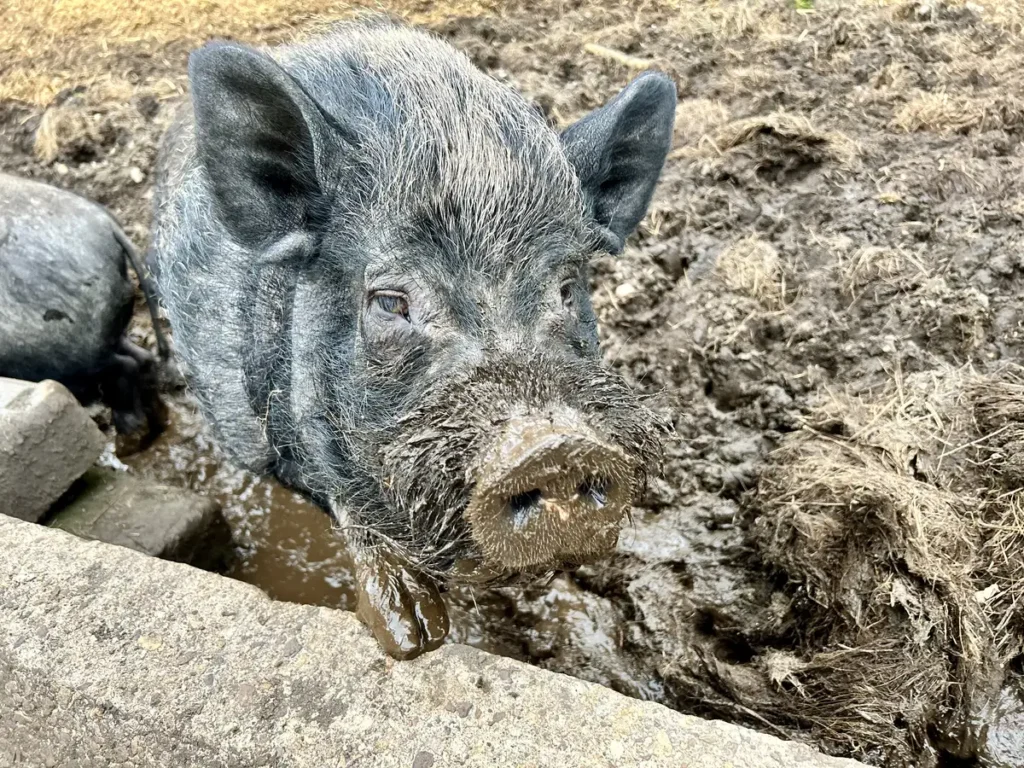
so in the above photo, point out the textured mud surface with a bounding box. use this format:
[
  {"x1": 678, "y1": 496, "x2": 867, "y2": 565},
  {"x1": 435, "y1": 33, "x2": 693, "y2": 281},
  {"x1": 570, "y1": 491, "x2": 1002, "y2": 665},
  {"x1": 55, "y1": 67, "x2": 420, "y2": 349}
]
[{"x1": 5, "y1": 2, "x2": 1024, "y2": 766}]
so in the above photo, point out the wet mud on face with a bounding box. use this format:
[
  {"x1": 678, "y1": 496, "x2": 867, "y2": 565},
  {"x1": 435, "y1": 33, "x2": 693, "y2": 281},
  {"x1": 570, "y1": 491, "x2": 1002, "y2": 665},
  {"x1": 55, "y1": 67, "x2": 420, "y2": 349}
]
[
  {"x1": 120, "y1": 392, "x2": 677, "y2": 700},
  {"x1": 6, "y1": 1, "x2": 1024, "y2": 766}
]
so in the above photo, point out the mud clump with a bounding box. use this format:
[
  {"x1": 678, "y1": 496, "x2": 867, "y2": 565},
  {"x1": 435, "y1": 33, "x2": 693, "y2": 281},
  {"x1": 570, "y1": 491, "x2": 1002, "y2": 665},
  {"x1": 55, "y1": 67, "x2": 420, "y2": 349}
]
[
  {"x1": 678, "y1": 112, "x2": 859, "y2": 184},
  {"x1": 746, "y1": 367, "x2": 1024, "y2": 766}
]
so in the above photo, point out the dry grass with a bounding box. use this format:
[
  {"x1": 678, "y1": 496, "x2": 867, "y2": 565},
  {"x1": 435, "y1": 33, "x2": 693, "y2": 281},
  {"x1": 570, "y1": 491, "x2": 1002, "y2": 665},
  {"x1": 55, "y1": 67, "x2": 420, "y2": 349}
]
[
  {"x1": 672, "y1": 98, "x2": 731, "y2": 147},
  {"x1": 884, "y1": 0, "x2": 1024, "y2": 29},
  {"x1": 670, "y1": 0, "x2": 786, "y2": 43},
  {"x1": 894, "y1": 92, "x2": 988, "y2": 134},
  {"x1": 0, "y1": 0, "x2": 499, "y2": 103},
  {"x1": 840, "y1": 245, "x2": 927, "y2": 295},
  {"x1": 930, "y1": 28, "x2": 1024, "y2": 84},
  {"x1": 894, "y1": 90, "x2": 1024, "y2": 135},
  {"x1": 716, "y1": 236, "x2": 785, "y2": 309},
  {"x1": 964, "y1": 0, "x2": 1024, "y2": 32},
  {"x1": 5, "y1": 0, "x2": 1019, "y2": 105},
  {"x1": 30, "y1": 76, "x2": 166, "y2": 164},
  {"x1": 582, "y1": 43, "x2": 657, "y2": 71},
  {"x1": 5, "y1": 0, "x2": 974, "y2": 105},
  {"x1": 871, "y1": 61, "x2": 919, "y2": 92},
  {"x1": 33, "y1": 107, "x2": 101, "y2": 166},
  {"x1": 725, "y1": 66, "x2": 781, "y2": 91}
]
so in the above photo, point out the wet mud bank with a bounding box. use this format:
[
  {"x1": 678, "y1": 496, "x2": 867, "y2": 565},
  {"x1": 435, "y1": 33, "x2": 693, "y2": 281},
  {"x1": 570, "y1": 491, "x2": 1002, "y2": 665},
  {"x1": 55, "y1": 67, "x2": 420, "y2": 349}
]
[{"x1": 5, "y1": 1, "x2": 1024, "y2": 766}]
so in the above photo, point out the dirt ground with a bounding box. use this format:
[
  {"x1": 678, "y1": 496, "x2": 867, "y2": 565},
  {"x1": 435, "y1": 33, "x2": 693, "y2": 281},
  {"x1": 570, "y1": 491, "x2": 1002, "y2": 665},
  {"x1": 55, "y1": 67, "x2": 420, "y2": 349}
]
[{"x1": 6, "y1": 0, "x2": 1024, "y2": 765}]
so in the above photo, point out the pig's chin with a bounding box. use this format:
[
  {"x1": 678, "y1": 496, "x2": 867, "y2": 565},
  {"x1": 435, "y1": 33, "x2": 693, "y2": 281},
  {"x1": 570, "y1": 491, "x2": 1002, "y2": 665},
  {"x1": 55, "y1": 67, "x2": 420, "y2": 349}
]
[{"x1": 448, "y1": 547, "x2": 622, "y2": 587}]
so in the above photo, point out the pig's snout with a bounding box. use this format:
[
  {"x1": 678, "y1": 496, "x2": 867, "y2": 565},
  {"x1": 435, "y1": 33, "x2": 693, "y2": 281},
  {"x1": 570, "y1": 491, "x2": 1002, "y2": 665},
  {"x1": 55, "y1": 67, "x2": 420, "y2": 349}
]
[{"x1": 466, "y1": 413, "x2": 636, "y2": 570}]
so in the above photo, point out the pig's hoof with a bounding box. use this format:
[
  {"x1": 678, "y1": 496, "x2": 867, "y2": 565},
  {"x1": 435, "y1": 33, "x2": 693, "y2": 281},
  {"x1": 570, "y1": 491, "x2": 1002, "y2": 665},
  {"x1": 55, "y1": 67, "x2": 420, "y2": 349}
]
[{"x1": 355, "y1": 552, "x2": 449, "y2": 660}]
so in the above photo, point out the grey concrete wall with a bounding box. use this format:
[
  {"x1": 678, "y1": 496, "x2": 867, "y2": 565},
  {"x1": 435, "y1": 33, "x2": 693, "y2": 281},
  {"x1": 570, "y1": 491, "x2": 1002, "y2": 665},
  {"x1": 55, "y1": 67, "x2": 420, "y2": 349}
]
[{"x1": 0, "y1": 516, "x2": 868, "y2": 768}]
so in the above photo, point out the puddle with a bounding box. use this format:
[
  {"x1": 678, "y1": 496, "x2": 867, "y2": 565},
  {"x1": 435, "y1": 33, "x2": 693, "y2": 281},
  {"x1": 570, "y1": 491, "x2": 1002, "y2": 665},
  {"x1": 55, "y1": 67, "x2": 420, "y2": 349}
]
[{"x1": 124, "y1": 396, "x2": 357, "y2": 610}]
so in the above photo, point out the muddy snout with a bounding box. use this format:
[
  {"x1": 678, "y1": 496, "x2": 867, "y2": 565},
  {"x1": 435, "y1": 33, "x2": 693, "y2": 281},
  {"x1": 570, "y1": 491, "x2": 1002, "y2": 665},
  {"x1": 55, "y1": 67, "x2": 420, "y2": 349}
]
[{"x1": 466, "y1": 412, "x2": 637, "y2": 570}]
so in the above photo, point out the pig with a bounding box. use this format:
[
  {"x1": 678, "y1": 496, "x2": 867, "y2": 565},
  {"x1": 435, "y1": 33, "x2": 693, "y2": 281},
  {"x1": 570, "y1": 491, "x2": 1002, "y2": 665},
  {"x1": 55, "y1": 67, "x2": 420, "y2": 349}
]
[
  {"x1": 0, "y1": 172, "x2": 170, "y2": 438},
  {"x1": 149, "y1": 16, "x2": 675, "y2": 659}
]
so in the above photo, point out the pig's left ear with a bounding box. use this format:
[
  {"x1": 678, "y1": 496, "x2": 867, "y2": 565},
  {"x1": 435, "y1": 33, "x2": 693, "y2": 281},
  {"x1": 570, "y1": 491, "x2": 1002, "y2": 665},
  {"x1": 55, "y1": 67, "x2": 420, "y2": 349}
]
[{"x1": 561, "y1": 72, "x2": 676, "y2": 254}]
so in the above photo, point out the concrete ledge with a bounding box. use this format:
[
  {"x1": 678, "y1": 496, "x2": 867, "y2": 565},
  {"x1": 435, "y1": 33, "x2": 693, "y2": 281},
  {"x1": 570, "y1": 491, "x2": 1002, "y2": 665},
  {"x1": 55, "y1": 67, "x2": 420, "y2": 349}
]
[{"x1": 0, "y1": 516, "x2": 868, "y2": 768}]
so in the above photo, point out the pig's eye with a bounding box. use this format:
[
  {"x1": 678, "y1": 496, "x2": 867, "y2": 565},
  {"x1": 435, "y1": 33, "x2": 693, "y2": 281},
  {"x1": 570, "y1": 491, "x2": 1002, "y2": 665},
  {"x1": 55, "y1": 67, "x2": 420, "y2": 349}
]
[
  {"x1": 371, "y1": 290, "x2": 410, "y2": 321},
  {"x1": 560, "y1": 280, "x2": 575, "y2": 309}
]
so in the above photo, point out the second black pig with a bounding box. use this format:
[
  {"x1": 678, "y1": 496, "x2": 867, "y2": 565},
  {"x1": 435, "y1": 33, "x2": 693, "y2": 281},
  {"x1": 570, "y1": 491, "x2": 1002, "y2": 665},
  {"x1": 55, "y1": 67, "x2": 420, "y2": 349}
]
[
  {"x1": 0, "y1": 172, "x2": 170, "y2": 439},
  {"x1": 149, "y1": 17, "x2": 675, "y2": 658}
]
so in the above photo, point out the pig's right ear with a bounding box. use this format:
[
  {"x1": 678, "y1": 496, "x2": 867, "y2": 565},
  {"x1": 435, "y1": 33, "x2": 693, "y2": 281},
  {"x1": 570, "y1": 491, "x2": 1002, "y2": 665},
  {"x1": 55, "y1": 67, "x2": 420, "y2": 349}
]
[{"x1": 188, "y1": 42, "x2": 332, "y2": 253}]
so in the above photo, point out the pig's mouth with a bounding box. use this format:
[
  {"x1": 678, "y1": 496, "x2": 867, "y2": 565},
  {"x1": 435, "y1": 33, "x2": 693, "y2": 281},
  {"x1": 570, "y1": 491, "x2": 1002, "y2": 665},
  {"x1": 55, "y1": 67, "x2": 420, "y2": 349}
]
[{"x1": 368, "y1": 352, "x2": 663, "y2": 582}]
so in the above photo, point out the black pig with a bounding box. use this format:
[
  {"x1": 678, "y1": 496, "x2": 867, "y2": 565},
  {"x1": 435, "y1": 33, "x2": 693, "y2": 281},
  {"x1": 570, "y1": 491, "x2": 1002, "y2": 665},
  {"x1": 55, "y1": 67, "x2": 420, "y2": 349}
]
[
  {"x1": 149, "y1": 17, "x2": 675, "y2": 658},
  {"x1": 0, "y1": 172, "x2": 169, "y2": 438}
]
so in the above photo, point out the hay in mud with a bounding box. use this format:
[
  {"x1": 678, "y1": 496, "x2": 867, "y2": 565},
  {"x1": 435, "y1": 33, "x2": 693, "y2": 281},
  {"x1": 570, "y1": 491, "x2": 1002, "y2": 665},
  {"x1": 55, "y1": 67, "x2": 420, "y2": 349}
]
[
  {"x1": 716, "y1": 237, "x2": 786, "y2": 310},
  {"x1": 31, "y1": 77, "x2": 157, "y2": 165},
  {"x1": 839, "y1": 246, "x2": 928, "y2": 296},
  {"x1": 670, "y1": 98, "x2": 731, "y2": 148},
  {"x1": 967, "y1": 374, "x2": 1024, "y2": 657},
  {"x1": 676, "y1": 111, "x2": 859, "y2": 183},
  {"x1": 893, "y1": 91, "x2": 1024, "y2": 135},
  {"x1": 746, "y1": 365, "x2": 1024, "y2": 767}
]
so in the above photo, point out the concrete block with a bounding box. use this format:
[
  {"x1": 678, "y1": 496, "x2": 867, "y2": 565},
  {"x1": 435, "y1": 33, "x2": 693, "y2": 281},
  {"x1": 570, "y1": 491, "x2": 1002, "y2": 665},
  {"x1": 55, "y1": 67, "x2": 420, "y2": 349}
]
[
  {"x1": 0, "y1": 377, "x2": 105, "y2": 522},
  {"x1": 0, "y1": 377, "x2": 33, "y2": 408},
  {"x1": 48, "y1": 466, "x2": 232, "y2": 571},
  {"x1": 0, "y1": 516, "x2": 870, "y2": 768}
]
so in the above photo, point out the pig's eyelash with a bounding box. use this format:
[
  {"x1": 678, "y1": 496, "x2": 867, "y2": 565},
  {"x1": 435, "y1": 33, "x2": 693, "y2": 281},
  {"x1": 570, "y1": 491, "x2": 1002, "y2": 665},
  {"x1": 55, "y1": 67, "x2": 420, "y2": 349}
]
[{"x1": 369, "y1": 289, "x2": 411, "y2": 321}]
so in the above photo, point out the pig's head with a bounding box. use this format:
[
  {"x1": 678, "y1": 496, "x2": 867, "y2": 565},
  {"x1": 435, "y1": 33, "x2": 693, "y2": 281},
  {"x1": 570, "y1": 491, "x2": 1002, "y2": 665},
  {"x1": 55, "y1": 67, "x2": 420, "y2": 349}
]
[{"x1": 186, "y1": 21, "x2": 675, "y2": 582}]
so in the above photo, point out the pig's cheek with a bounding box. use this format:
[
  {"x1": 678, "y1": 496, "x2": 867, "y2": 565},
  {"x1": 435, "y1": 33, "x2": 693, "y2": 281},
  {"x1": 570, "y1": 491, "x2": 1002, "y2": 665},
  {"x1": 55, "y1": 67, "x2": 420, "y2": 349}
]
[{"x1": 354, "y1": 552, "x2": 449, "y2": 660}]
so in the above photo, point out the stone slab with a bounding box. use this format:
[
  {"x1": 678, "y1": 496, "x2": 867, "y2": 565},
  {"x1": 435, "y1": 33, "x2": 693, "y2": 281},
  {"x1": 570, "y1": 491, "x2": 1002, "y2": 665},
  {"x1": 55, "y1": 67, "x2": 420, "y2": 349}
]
[
  {"x1": 0, "y1": 377, "x2": 105, "y2": 522},
  {"x1": 0, "y1": 516, "x2": 869, "y2": 768},
  {"x1": 48, "y1": 466, "x2": 231, "y2": 571},
  {"x1": 0, "y1": 377, "x2": 32, "y2": 408}
]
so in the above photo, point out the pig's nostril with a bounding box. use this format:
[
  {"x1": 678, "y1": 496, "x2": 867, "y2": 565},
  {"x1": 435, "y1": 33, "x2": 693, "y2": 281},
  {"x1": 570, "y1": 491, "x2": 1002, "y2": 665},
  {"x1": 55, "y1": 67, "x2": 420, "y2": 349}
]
[
  {"x1": 578, "y1": 477, "x2": 611, "y2": 509},
  {"x1": 508, "y1": 488, "x2": 543, "y2": 529}
]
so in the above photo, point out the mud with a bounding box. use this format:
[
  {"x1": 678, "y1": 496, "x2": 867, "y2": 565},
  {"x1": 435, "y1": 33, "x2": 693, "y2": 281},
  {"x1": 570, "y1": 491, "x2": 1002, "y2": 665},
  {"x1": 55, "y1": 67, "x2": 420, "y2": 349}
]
[{"x1": 5, "y1": 1, "x2": 1024, "y2": 766}]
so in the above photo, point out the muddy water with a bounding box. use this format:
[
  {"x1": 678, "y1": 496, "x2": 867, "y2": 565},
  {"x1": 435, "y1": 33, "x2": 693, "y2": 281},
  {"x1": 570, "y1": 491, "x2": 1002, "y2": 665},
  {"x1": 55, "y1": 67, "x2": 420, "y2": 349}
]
[
  {"x1": 125, "y1": 396, "x2": 358, "y2": 611},
  {"x1": 981, "y1": 676, "x2": 1024, "y2": 768}
]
